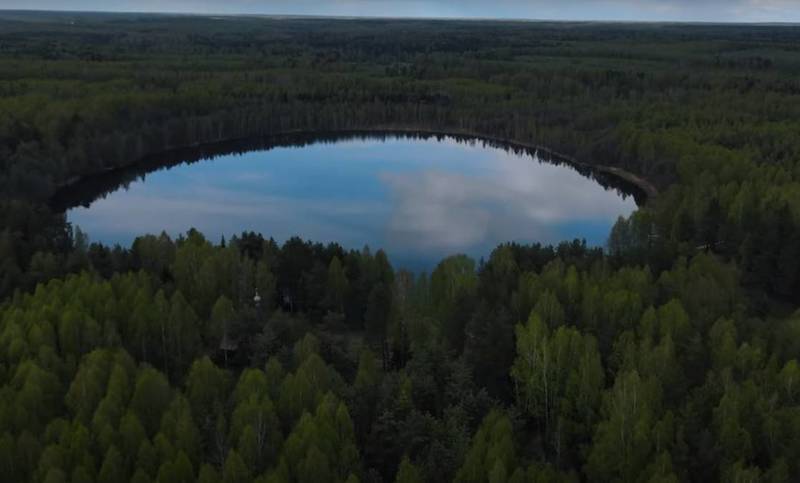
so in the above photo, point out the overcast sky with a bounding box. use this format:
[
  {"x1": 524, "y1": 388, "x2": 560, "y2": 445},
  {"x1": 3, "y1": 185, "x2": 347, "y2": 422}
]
[{"x1": 2, "y1": 0, "x2": 799, "y2": 23}]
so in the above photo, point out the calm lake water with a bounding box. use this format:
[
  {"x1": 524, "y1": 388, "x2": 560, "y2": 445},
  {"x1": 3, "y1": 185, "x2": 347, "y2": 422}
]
[{"x1": 66, "y1": 134, "x2": 637, "y2": 270}]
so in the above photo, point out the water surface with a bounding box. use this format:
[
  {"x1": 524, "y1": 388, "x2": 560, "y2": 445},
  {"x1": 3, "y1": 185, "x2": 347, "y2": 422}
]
[{"x1": 67, "y1": 134, "x2": 637, "y2": 270}]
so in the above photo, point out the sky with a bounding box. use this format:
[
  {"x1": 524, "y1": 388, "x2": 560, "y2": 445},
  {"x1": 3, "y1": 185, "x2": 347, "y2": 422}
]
[{"x1": 2, "y1": 0, "x2": 800, "y2": 23}]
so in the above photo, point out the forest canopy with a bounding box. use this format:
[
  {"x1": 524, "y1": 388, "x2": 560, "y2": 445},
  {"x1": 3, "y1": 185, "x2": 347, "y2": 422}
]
[{"x1": 1, "y1": 11, "x2": 800, "y2": 483}]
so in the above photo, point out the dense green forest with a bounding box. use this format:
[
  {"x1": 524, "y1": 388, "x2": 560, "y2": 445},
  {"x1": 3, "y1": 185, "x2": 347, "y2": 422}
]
[{"x1": 2, "y1": 11, "x2": 800, "y2": 482}]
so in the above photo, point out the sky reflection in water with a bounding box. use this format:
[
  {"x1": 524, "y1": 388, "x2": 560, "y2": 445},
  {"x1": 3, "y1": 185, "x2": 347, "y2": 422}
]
[{"x1": 68, "y1": 136, "x2": 637, "y2": 270}]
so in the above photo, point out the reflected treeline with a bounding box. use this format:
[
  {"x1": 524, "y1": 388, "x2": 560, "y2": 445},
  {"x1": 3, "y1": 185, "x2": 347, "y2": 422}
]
[{"x1": 49, "y1": 130, "x2": 645, "y2": 212}]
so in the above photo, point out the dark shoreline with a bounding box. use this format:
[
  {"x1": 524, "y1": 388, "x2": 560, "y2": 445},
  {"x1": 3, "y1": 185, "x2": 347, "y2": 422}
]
[{"x1": 49, "y1": 128, "x2": 657, "y2": 212}]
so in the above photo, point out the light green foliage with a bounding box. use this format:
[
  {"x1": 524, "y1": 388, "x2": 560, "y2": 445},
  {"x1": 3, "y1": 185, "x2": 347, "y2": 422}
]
[
  {"x1": 186, "y1": 356, "x2": 231, "y2": 426},
  {"x1": 455, "y1": 410, "x2": 518, "y2": 483},
  {"x1": 709, "y1": 318, "x2": 739, "y2": 371},
  {"x1": 119, "y1": 410, "x2": 147, "y2": 459},
  {"x1": 166, "y1": 291, "x2": 203, "y2": 376},
  {"x1": 533, "y1": 291, "x2": 565, "y2": 329},
  {"x1": 198, "y1": 464, "x2": 221, "y2": 483},
  {"x1": 521, "y1": 462, "x2": 579, "y2": 483},
  {"x1": 97, "y1": 445, "x2": 125, "y2": 483},
  {"x1": 159, "y1": 395, "x2": 201, "y2": 466},
  {"x1": 66, "y1": 349, "x2": 135, "y2": 425},
  {"x1": 395, "y1": 455, "x2": 423, "y2": 483},
  {"x1": 293, "y1": 333, "x2": 322, "y2": 366},
  {"x1": 130, "y1": 367, "x2": 173, "y2": 437},
  {"x1": 297, "y1": 445, "x2": 332, "y2": 483},
  {"x1": 210, "y1": 296, "x2": 236, "y2": 350},
  {"x1": 482, "y1": 245, "x2": 519, "y2": 305},
  {"x1": 264, "y1": 357, "x2": 285, "y2": 401},
  {"x1": 278, "y1": 353, "x2": 345, "y2": 426},
  {"x1": 223, "y1": 449, "x2": 251, "y2": 483},
  {"x1": 230, "y1": 378, "x2": 282, "y2": 470},
  {"x1": 431, "y1": 255, "x2": 477, "y2": 315},
  {"x1": 136, "y1": 440, "x2": 158, "y2": 478},
  {"x1": 587, "y1": 371, "x2": 665, "y2": 482},
  {"x1": 279, "y1": 393, "x2": 360, "y2": 482},
  {"x1": 130, "y1": 469, "x2": 153, "y2": 483},
  {"x1": 351, "y1": 349, "x2": 382, "y2": 438},
  {"x1": 156, "y1": 451, "x2": 194, "y2": 483},
  {"x1": 511, "y1": 312, "x2": 604, "y2": 463}
]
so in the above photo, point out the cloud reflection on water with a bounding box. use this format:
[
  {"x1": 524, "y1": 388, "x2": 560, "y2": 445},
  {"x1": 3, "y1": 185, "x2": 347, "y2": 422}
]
[
  {"x1": 68, "y1": 136, "x2": 636, "y2": 269},
  {"x1": 379, "y1": 150, "x2": 636, "y2": 259}
]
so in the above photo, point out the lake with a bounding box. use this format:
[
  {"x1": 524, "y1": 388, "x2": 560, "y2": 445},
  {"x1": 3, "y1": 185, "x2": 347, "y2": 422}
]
[{"x1": 64, "y1": 133, "x2": 638, "y2": 270}]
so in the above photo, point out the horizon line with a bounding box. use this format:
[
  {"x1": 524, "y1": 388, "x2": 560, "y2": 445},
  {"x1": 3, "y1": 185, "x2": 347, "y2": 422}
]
[{"x1": 1, "y1": 8, "x2": 799, "y2": 26}]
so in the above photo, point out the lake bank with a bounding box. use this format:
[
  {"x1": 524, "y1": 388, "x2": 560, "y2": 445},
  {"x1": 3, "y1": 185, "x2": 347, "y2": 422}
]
[{"x1": 51, "y1": 127, "x2": 656, "y2": 211}]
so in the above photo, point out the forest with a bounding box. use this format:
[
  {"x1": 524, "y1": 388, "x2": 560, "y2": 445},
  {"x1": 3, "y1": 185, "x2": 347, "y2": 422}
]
[{"x1": 1, "y1": 10, "x2": 800, "y2": 483}]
